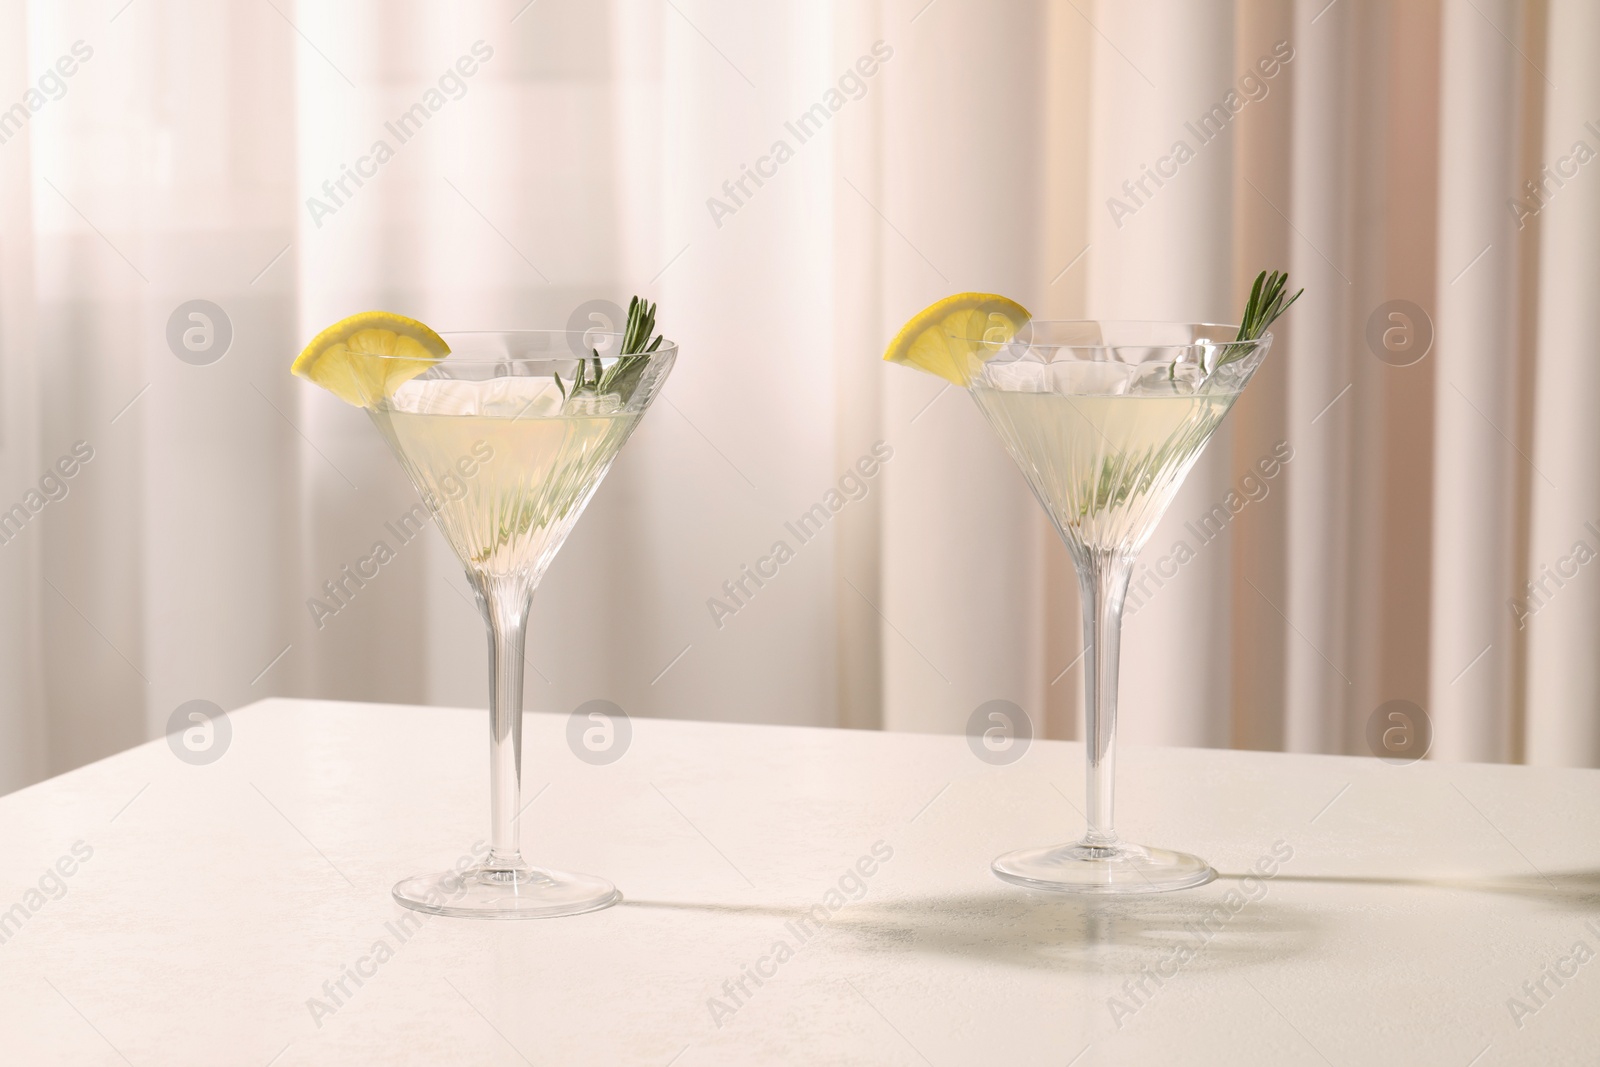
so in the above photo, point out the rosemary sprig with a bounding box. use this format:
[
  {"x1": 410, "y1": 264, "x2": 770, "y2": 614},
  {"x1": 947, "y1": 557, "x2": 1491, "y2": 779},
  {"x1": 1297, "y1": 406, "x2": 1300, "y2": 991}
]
[
  {"x1": 558, "y1": 295, "x2": 664, "y2": 402},
  {"x1": 474, "y1": 424, "x2": 629, "y2": 570},
  {"x1": 1219, "y1": 268, "x2": 1302, "y2": 366},
  {"x1": 1071, "y1": 413, "x2": 1220, "y2": 527},
  {"x1": 1237, "y1": 269, "x2": 1301, "y2": 340},
  {"x1": 1173, "y1": 268, "x2": 1302, "y2": 380},
  {"x1": 1074, "y1": 269, "x2": 1301, "y2": 527}
]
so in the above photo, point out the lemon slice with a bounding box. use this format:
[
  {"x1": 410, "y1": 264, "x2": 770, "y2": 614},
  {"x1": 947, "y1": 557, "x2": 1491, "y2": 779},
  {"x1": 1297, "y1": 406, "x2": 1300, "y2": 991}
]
[
  {"x1": 291, "y1": 311, "x2": 449, "y2": 407},
  {"x1": 882, "y1": 293, "x2": 1031, "y2": 385}
]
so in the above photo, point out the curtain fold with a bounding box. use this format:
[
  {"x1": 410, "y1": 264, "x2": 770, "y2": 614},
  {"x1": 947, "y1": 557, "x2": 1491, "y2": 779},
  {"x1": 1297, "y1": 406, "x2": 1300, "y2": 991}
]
[
  {"x1": 2, "y1": 0, "x2": 1597, "y2": 794},
  {"x1": 0, "y1": 0, "x2": 45, "y2": 788},
  {"x1": 1430, "y1": 0, "x2": 1520, "y2": 762},
  {"x1": 877, "y1": 0, "x2": 1049, "y2": 734},
  {"x1": 1527, "y1": 0, "x2": 1600, "y2": 766},
  {"x1": 1283, "y1": 0, "x2": 1356, "y2": 754},
  {"x1": 1227, "y1": 0, "x2": 1296, "y2": 752},
  {"x1": 1086, "y1": 0, "x2": 1237, "y2": 750}
]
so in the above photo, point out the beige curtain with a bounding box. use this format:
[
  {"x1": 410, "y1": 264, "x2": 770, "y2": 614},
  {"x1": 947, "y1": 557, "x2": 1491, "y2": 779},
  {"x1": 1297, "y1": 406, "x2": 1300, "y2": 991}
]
[
  {"x1": 1, "y1": 0, "x2": 1595, "y2": 794},
  {"x1": 870, "y1": 0, "x2": 1598, "y2": 768},
  {"x1": 0, "y1": 0, "x2": 44, "y2": 788}
]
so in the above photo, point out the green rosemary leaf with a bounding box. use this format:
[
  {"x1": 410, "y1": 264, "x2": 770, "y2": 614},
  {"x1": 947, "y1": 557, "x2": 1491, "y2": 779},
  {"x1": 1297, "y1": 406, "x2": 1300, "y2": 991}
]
[
  {"x1": 575, "y1": 294, "x2": 665, "y2": 402},
  {"x1": 1215, "y1": 268, "x2": 1303, "y2": 368},
  {"x1": 1241, "y1": 271, "x2": 1266, "y2": 338}
]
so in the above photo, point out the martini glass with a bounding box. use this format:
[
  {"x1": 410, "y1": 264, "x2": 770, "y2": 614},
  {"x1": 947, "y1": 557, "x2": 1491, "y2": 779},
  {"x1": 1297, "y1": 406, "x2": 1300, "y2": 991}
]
[
  {"x1": 359, "y1": 329, "x2": 675, "y2": 917},
  {"x1": 969, "y1": 320, "x2": 1270, "y2": 894}
]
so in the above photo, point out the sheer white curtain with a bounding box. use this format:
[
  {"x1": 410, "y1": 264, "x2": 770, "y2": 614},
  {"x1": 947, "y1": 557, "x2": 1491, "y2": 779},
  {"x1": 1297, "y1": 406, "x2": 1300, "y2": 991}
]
[{"x1": 1, "y1": 0, "x2": 1596, "y2": 794}]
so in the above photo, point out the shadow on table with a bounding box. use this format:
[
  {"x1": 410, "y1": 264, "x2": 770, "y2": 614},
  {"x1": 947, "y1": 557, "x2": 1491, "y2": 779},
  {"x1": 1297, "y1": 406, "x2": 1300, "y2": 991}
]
[
  {"x1": 1254, "y1": 868, "x2": 1600, "y2": 912},
  {"x1": 626, "y1": 890, "x2": 1323, "y2": 974},
  {"x1": 626, "y1": 868, "x2": 1600, "y2": 973}
]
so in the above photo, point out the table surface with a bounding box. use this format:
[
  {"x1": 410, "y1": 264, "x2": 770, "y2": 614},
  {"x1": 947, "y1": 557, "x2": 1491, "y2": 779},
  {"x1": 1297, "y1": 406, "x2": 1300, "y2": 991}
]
[{"x1": 1, "y1": 698, "x2": 1597, "y2": 1066}]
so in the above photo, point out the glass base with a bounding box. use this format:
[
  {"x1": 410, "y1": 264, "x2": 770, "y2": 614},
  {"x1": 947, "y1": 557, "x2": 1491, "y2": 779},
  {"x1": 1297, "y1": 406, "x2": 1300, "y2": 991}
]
[
  {"x1": 393, "y1": 860, "x2": 621, "y2": 919},
  {"x1": 992, "y1": 839, "x2": 1216, "y2": 895}
]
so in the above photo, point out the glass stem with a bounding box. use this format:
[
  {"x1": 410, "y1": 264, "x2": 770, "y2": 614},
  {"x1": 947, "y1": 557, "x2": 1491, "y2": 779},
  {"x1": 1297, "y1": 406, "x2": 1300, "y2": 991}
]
[
  {"x1": 474, "y1": 573, "x2": 532, "y2": 871},
  {"x1": 1074, "y1": 548, "x2": 1134, "y2": 848}
]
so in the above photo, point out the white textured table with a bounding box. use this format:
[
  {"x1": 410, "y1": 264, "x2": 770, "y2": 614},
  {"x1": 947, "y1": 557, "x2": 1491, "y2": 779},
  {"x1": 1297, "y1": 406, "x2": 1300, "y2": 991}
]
[{"x1": 1, "y1": 698, "x2": 1597, "y2": 1065}]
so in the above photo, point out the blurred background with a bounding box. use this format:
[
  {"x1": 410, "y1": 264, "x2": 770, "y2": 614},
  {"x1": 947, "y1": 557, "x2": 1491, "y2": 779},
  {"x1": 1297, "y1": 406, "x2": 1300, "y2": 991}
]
[{"x1": 1, "y1": 0, "x2": 1596, "y2": 793}]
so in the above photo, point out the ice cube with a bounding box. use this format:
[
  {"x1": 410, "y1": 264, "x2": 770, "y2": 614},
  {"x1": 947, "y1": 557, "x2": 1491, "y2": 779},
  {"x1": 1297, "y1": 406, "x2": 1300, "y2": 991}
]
[
  {"x1": 978, "y1": 358, "x2": 1054, "y2": 392},
  {"x1": 1121, "y1": 359, "x2": 1197, "y2": 396},
  {"x1": 561, "y1": 393, "x2": 622, "y2": 417},
  {"x1": 389, "y1": 377, "x2": 480, "y2": 415},
  {"x1": 477, "y1": 376, "x2": 563, "y2": 417},
  {"x1": 1168, "y1": 358, "x2": 1205, "y2": 390},
  {"x1": 388, "y1": 375, "x2": 565, "y2": 418},
  {"x1": 1045, "y1": 360, "x2": 1139, "y2": 396}
]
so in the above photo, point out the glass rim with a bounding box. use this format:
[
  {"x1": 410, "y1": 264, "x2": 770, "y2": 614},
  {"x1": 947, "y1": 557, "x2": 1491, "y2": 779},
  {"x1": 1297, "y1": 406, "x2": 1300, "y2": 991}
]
[{"x1": 348, "y1": 329, "x2": 678, "y2": 364}]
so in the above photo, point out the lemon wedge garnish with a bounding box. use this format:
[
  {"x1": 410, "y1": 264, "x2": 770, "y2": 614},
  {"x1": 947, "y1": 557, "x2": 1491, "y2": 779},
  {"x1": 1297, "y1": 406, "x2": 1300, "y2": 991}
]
[
  {"x1": 882, "y1": 293, "x2": 1031, "y2": 385},
  {"x1": 291, "y1": 311, "x2": 449, "y2": 407}
]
